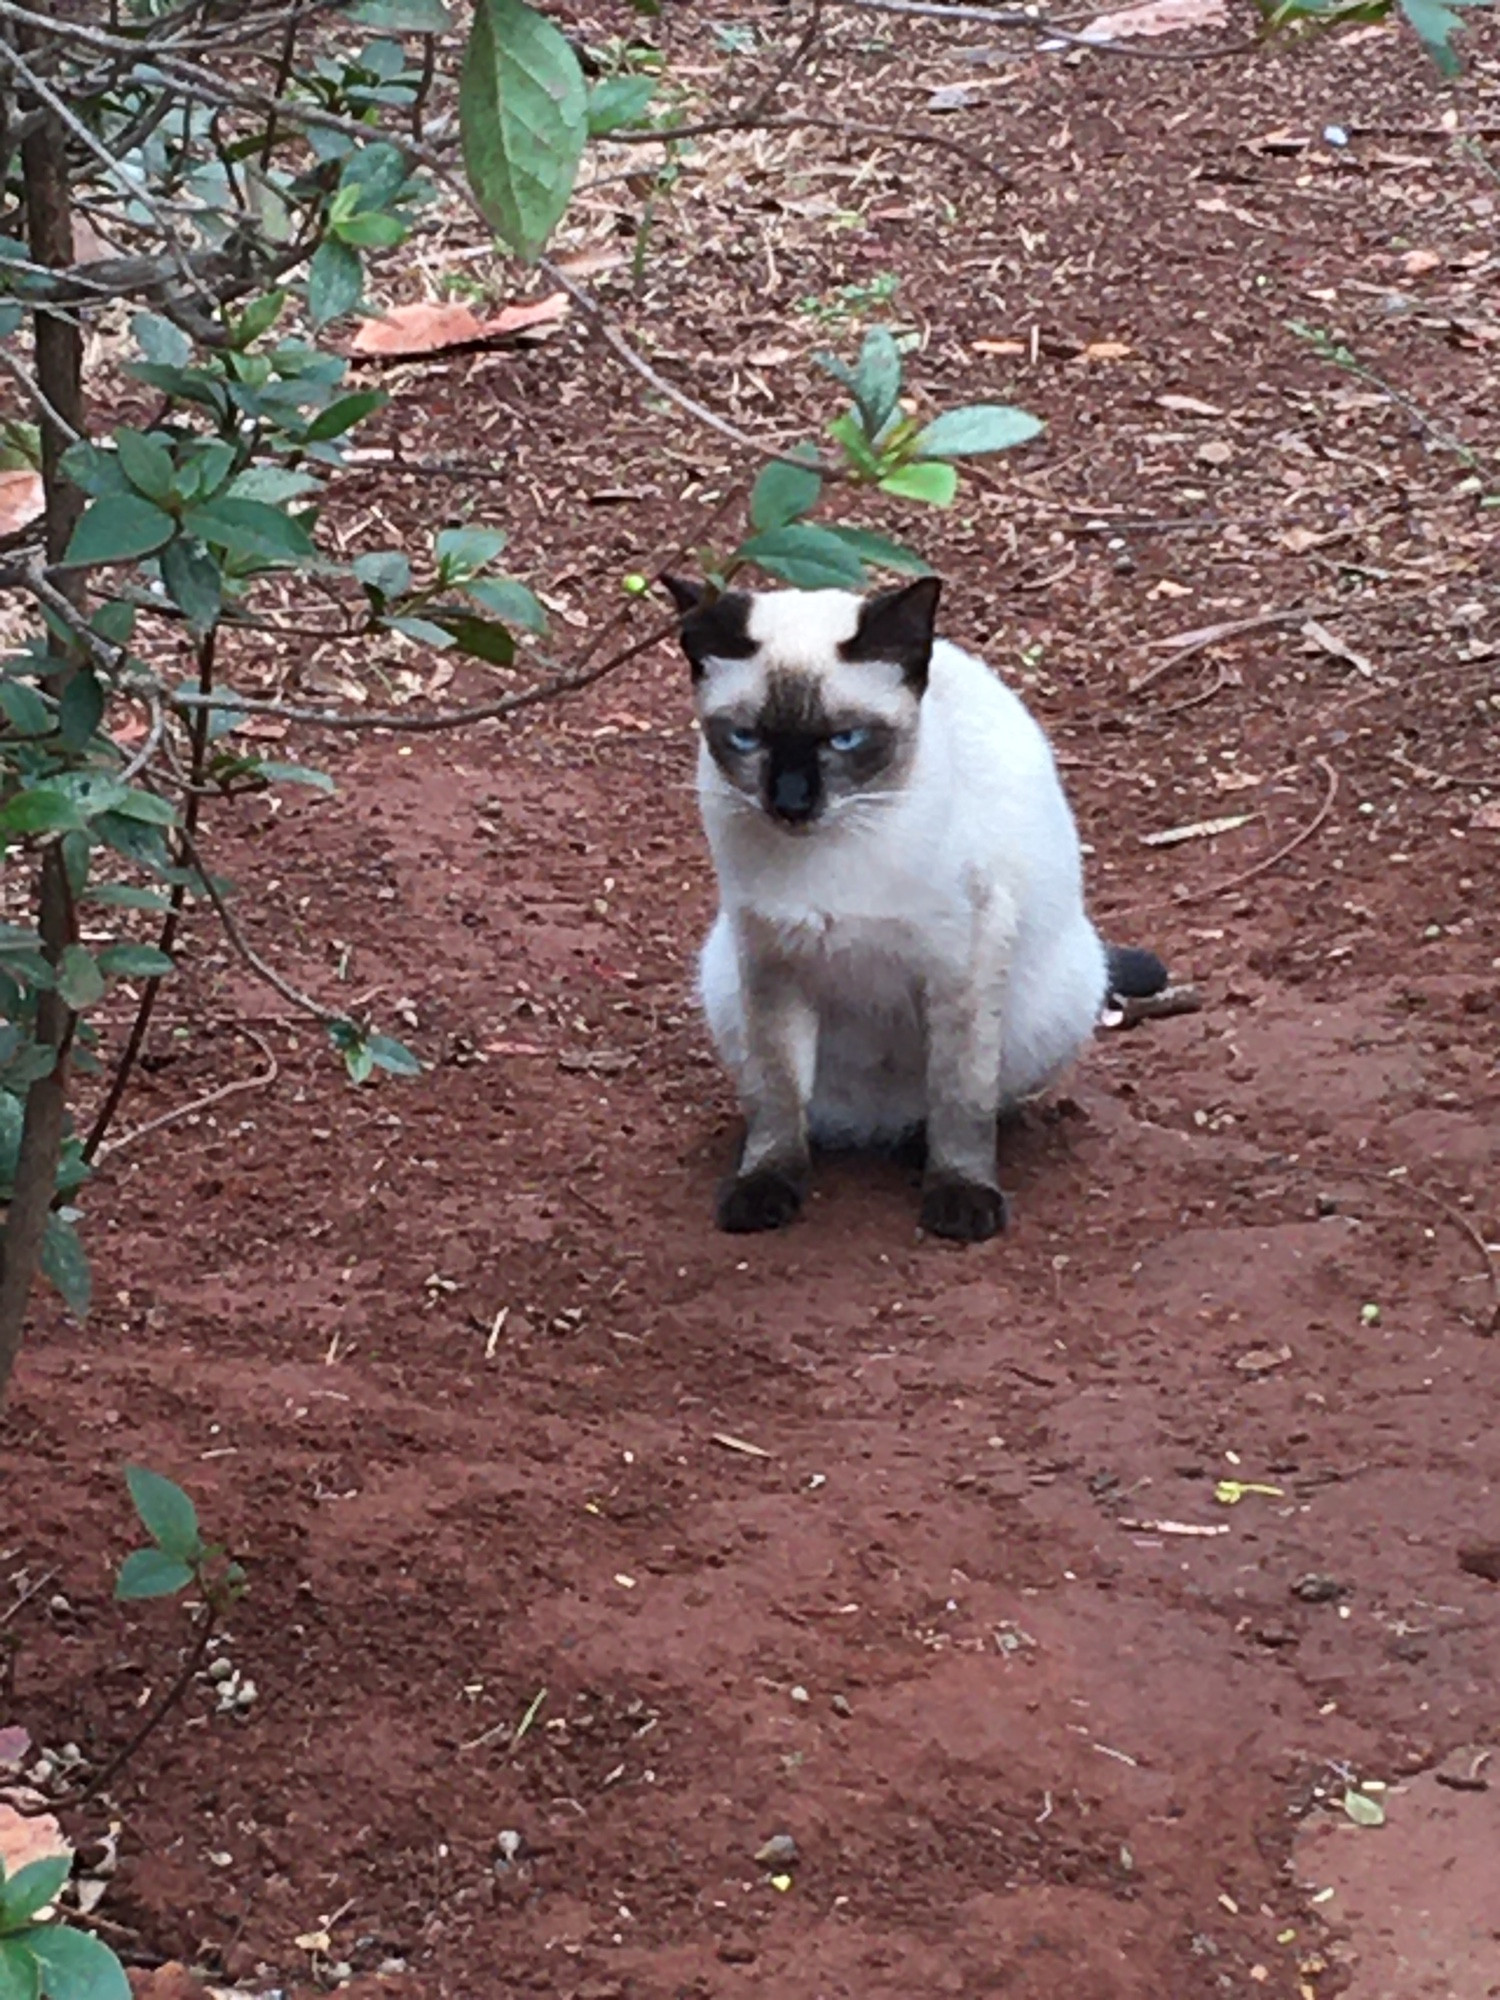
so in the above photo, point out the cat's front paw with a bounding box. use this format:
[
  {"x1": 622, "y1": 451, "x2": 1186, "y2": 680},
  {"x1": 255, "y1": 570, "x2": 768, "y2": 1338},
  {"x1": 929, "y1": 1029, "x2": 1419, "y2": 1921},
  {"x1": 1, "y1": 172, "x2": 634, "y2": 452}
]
[
  {"x1": 716, "y1": 1167, "x2": 804, "y2": 1233},
  {"x1": 920, "y1": 1176, "x2": 1009, "y2": 1243}
]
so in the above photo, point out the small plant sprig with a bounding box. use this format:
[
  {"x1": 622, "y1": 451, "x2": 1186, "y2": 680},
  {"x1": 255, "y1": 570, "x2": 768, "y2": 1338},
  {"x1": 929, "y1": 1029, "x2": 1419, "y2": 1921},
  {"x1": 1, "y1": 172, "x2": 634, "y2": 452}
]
[
  {"x1": 685, "y1": 326, "x2": 1043, "y2": 593},
  {"x1": 0, "y1": 1852, "x2": 129, "y2": 2000},
  {"x1": 55, "y1": 1469, "x2": 247, "y2": 1811}
]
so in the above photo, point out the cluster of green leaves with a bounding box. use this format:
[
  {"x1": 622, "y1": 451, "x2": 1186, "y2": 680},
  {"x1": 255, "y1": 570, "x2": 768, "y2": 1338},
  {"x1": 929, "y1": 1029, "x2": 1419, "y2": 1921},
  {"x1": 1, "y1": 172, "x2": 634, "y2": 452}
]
[
  {"x1": 1255, "y1": 0, "x2": 1487, "y2": 71},
  {"x1": 710, "y1": 327, "x2": 1043, "y2": 591},
  {"x1": 116, "y1": 1464, "x2": 245, "y2": 1606},
  {"x1": 0, "y1": 1862, "x2": 128, "y2": 2000}
]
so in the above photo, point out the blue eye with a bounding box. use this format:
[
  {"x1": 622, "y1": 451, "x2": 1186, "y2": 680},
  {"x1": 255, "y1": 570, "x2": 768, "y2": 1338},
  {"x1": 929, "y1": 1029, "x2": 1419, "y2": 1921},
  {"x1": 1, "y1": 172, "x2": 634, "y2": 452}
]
[
  {"x1": 726, "y1": 726, "x2": 760, "y2": 754},
  {"x1": 828, "y1": 728, "x2": 869, "y2": 753}
]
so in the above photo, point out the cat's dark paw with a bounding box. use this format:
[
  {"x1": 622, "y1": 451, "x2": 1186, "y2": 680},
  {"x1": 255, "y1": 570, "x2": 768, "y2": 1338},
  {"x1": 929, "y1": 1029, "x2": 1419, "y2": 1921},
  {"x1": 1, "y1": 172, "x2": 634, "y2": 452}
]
[
  {"x1": 919, "y1": 1177, "x2": 1009, "y2": 1243},
  {"x1": 716, "y1": 1167, "x2": 805, "y2": 1233}
]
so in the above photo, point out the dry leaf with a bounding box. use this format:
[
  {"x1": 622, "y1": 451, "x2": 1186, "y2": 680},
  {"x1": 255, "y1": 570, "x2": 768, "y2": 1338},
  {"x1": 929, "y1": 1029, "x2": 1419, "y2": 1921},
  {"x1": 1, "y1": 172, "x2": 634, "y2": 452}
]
[
  {"x1": 351, "y1": 294, "x2": 568, "y2": 359},
  {"x1": 711, "y1": 1432, "x2": 774, "y2": 1460},
  {"x1": 1213, "y1": 767, "x2": 1263, "y2": 792},
  {"x1": 1399, "y1": 248, "x2": 1442, "y2": 276},
  {"x1": 972, "y1": 338, "x2": 1027, "y2": 356},
  {"x1": 1140, "y1": 812, "x2": 1257, "y2": 848},
  {"x1": 1300, "y1": 617, "x2": 1373, "y2": 678},
  {"x1": 1235, "y1": 1344, "x2": 1293, "y2": 1374},
  {"x1": 1247, "y1": 128, "x2": 1310, "y2": 155},
  {"x1": 1157, "y1": 393, "x2": 1224, "y2": 418},
  {"x1": 1080, "y1": 0, "x2": 1226, "y2": 38},
  {"x1": 0, "y1": 468, "x2": 45, "y2": 536},
  {"x1": 0, "y1": 1728, "x2": 30, "y2": 1766},
  {"x1": 1078, "y1": 340, "x2": 1134, "y2": 361},
  {"x1": 1151, "y1": 579, "x2": 1193, "y2": 599},
  {"x1": 1197, "y1": 439, "x2": 1234, "y2": 467},
  {"x1": 552, "y1": 245, "x2": 626, "y2": 278},
  {"x1": 1470, "y1": 802, "x2": 1500, "y2": 831},
  {"x1": 0, "y1": 1801, "x2": 70, "y2": 1873},
  {"x1": 746, "y1": 345, "x2": 796, "y2": 367},
  {"x1": 1281, "y1": 525, "x2": 1326, "y2": 554}
]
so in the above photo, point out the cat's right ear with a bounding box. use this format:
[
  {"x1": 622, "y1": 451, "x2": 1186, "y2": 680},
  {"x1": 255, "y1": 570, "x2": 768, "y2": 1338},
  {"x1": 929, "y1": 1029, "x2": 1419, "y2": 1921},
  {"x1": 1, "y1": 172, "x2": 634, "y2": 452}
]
[
  {"x1": 661, "y1": 579, "x2": 757, "y2": 681},
  {"x1": 660, "y1": 574, "x2": 704, "y2": 615}
]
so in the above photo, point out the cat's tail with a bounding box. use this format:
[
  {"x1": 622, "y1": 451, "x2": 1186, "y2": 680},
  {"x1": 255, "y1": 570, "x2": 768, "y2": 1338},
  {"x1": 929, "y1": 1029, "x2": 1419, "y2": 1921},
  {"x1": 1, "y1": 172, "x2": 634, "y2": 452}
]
[{"x1": 1106, "y1": 943, "x2": 1170, "y2": 1000}]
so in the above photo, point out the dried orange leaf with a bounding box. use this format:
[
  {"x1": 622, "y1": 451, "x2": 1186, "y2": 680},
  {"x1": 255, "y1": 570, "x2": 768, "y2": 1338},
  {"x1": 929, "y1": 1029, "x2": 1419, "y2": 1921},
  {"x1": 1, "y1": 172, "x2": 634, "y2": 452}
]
[
  {"x1": 1079, "y1": 0, "x2": 1226, "y2": 38},
  {"x1": 0, "y1": 1801, "x2": 70, "y2": 1873},
  {"x1": 0, "y1": 468, "x2": 45, "y2": 536}
]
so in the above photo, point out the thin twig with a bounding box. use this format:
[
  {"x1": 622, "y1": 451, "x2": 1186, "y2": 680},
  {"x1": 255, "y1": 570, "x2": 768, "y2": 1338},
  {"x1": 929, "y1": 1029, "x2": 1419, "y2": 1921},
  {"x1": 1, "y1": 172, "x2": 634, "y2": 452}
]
[
  {"x1": 606, "y1": 111, "x2": 1013, "y2": 190},
  {"x1": 1179, "y1": 757, "x2": 1338, "y2": 901},
  {"x1": 1128, "y1": 606, "x2": 1336, "y2": 693},
  {"x1": 0, "y1": 1567, "x2": 59, "y2": 1629},
  {"x1": 828, "y1": 0, "x2": 1260, "y2": 58},
  {"x1": 0, "y1": 345, "x2": 83, "y2": 448},
  {"x1": 176, "y1": 828, "x2": 335, "y2": 1026},
  {"x1": 94, "y1": 1027, "x2": 278, "y2": 1162},
  {"x1": 57, "y1": 1602, "x2": 219, "y2": 1807}
]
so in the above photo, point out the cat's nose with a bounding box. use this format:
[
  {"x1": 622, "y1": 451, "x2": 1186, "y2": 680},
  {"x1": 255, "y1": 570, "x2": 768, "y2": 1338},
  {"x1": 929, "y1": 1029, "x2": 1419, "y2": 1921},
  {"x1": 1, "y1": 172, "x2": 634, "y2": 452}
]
[{"x1": 770, "y1": 769, "x2": 817, "y2": 822}]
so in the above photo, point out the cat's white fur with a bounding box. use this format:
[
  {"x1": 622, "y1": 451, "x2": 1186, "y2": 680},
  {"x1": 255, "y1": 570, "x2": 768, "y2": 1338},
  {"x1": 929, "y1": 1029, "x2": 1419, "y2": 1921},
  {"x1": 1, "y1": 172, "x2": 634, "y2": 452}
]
[{"x1": 696, "y1": 588, "x2": 1107, "y2": 1147}]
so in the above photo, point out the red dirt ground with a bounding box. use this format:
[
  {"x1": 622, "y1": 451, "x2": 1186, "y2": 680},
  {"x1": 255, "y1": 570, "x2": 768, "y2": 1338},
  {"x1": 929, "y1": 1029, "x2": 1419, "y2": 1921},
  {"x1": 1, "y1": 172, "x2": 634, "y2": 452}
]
[{"x1": 3, "y1": 6, "x2": 1499, "y2": 1997}]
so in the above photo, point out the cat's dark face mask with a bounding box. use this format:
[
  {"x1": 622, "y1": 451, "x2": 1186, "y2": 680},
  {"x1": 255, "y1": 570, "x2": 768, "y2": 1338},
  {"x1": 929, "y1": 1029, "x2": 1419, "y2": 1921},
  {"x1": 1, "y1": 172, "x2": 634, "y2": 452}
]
[{"x1": 668, "y1": 578, "x2": 941, "y2": 834}]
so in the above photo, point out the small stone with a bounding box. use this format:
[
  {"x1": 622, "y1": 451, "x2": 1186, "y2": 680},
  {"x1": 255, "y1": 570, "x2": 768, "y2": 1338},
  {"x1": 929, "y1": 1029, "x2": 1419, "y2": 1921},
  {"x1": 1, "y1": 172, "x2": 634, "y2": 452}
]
[
  {"x1": 754, "y1": 1833, "x2": 798, "y2": 1867},
  {"x1": 788, "y1": 1684, "x2": 810, "y2": 1705},
  {"x1": 1457, "y1": 1543, "x2": 1500, "y2": 1584},
  {"x1": 1197, "y1": 439, "x2": 1234, "y2": 468},
  {"x1": 234, "y1": 1680, "x2": 257, "y2": 1708},
  {"x1": 717, "y1": 1932, "x2": 757, "y2": 1965},
  {"x1": 1292, "y1": 1574, "x2": 1346, "y2": 1604},
  {"x1": 496, "y1": 1829, "x2": 523, "y2": 1864},
  {"x1": 207, "y1": 1658, "x2": 235, "y2": 1683},
  {"x1": 830, "y1": 1693, "x2": 853, "y2": 1717}
]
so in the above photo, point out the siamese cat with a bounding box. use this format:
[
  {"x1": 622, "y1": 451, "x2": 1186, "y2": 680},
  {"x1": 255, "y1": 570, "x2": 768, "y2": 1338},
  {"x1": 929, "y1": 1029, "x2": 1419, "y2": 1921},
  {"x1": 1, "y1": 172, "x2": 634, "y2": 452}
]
[{"x1": 666, "y1": 574, "x2": 1167, "y2": 1242}]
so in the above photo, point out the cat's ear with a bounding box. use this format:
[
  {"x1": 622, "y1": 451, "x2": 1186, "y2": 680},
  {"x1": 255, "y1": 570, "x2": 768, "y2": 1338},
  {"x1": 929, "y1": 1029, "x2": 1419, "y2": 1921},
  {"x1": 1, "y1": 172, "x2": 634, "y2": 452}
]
[
  {"x1": 660, "y1": 573, "x2": 704, "y2": 615},
  {"x1": 663, "y1": 581, "x2": 758, "y2": 680},
  {"x1": 840, "y1": 576, "x2": 942, "y2": 692}
]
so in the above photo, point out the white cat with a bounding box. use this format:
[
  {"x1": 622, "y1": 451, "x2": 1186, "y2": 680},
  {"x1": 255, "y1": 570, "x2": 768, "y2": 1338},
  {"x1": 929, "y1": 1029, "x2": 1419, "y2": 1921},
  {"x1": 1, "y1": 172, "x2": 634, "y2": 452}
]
[{"x1": 666, "y1": 575, "x2": 1167, "y2": 1240}]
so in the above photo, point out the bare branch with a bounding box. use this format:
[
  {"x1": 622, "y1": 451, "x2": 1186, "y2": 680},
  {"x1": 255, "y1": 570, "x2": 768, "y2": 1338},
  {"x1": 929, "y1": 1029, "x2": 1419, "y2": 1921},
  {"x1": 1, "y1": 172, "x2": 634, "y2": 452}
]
[{"x1": 826, "y1": 0, "x2": 1260, "y2": 59}]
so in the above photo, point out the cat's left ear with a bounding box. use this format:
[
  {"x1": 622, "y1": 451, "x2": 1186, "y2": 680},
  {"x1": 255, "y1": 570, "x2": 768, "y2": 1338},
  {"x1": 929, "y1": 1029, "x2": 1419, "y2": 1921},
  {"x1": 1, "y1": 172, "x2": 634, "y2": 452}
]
[{"x1": 840, "y1": 576, "x2": 942, "y2": 692}]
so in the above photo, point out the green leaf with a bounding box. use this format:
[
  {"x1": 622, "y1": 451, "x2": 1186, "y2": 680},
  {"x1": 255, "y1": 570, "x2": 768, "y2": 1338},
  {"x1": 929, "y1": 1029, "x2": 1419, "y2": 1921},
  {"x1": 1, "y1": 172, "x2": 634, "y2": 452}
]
[
  {"x1": 108, "y1": 790, "x2": 177, "y2": 827},
  {"x1": 353, "y1": 550, "x2": 412, "y2": 601},
  {"x1": 307, "y1": 239, "x2": 364, "y2": 327},
  {"x1": 460, "y1": 0, "x2": 588, "y2": 261},
  {"x1": 0, "y1": 1858, "x2": 71, "y2": 1930},
  {"x1": 0, "y1": 681, "x2": 51, "y2": 738},
  {"x1": 230, "y1": 290, "x2": 287, "y2": 349},
  {"x1": 431, "y1": 613, "x2": 515, "y2": 665},
  {"x1": 749, "y1": 451, "x2": 823, "y2": 533},
  {"x1": 878, "y1": 460, "x2": 959, "y2": 507},
  {"x1": 61, "y1": 495, "x2": 175, "y2": 569},
  {"x1": 57, "y1": 443, "x2": 127, "y2": 501},
  {"x1": 124, "y1": 1465, "x2": 200, "y2": 1561},
  {"x1": 0, "y1": 789, "x2": 86, "y2": 836},
  {"x1": 132, "y1": 312, "x2": 191, "y2": 368},
  {"x1": 343, "y1": 1036, "x2": 375, "y2": 1084},
  {"x1": 57, "y1": 945, "x2": 104, "y2": 1011},
  {"x1": 464, "y1": 576, "x2": 546, "y2": 632},
  {"x1": 21, "y1": 1926, "x2": 129, "y2": 2000},
  {"x1": 913, "y1": 403, "x2": 1043, "y2": 459},
  {"x1": 822, "y1": 525, "x2": 931, "y2": 575},
  {"x1": 387, "y1": 615, "x2": 456, "y2": 647},
  {"x1": 114, "y1": 1548, "x2": 195, "y2": 1602},
  {"x1": 1396, "y1": 0, "x2": 1480, "y2": 70},
  {"x1": 86, "y1": 885, "x2": 172, "y2": 913},
  {"x1": 1341, "y1": 1786, "x2": 1386, "y2": 1827},
  {"x1": 253, "y1": 762, "x2": 336, "y2": 793},
  {"x1": 91, "y1": 601, "x2": 136, "y2": 647},
  {"x1": 57, "y1": 672, "x2": 104, "y2": 752},
  {"x1": 306, "y1": 390, "x2": 386, "y2": 443},
  {"x1": 826, "y1": 409, "x2": 884, "y2": 480},
  {"x1": 852, "y1": 326, "x2": 903, "y2": 439},
  {"x1": 586, "y1": 75, "x2": 657, "y2": 135},
  {"x1": 0, "y1": 1938, "x2": 41, "y2": 2000},
  {"x1": 737, "y1": 523, "x2": 869, "y2": 590},
  {"x1": 40, "y1": 1212, "x2": 90, "y2": 1317},
  {"x1": 96, "y1": 944, "x2": 175, "y2": 979},
  {"x1": 160, "y1": 539, "x2": 222, "y2": 632},
  {"x1": 228, "y1": 466, "x2": 322, "y2": 506},
  {"x1": 367, "y1": 1031, "x2": 423, "y2": 1076},
  {"x1": 435, "y1": 525, "x2": 507, "y2": 582},
  {"x1": 180, "y1": 498, "x2": 315, "y2": 565},
  {"x1": 60, "y1": 831, "x2": 90, "y2": 900},
  {"x1": 0, "y1": 305, "x2": 21, "y2": 345},
  {"x1": 113, "y1": 429, "x2": 175, "y2": 506},
  {"x1": 333, "y1": 210, "x2": 407, "y2": 250},
  {"x1": 346, "y1": 0, "x2": 454, "y2": 28}
]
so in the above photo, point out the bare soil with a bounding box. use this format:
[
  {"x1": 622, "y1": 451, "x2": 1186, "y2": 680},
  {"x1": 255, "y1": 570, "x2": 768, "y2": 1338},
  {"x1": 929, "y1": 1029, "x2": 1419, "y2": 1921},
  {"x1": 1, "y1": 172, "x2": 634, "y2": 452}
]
[{"x1": 4, "y1": 6, "x2": 1499, "y2": 1997}]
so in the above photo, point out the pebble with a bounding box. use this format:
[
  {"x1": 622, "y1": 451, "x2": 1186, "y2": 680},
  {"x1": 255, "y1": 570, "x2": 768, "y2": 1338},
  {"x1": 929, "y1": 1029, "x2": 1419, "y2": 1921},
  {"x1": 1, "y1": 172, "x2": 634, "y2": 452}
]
[
  {"x1": 207, "y1": 1657, "x2": 235, "y2": 1683},
  {"x1": 789, "y1": 1684, "x2": 810, "y2": 1705},
  {"x1": 1291, "y1": 1574, "x2": 1346, "y2": 1603},
  {"x1": 754, "y1": 1833, "x2": 798, "y2": 1867},
  {"x1": 717, "y1": 1933, "x2": 757, "y2": 1965}
]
